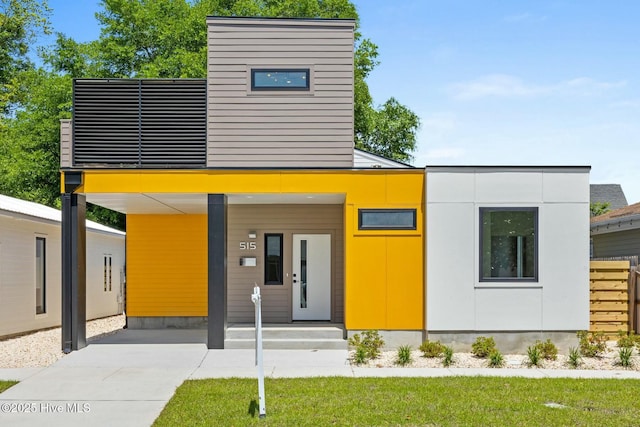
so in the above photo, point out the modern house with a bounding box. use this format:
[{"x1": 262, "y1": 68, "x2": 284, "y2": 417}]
[
  {"x1": 0, "y1": 194, "x2": 125, "y2": 339},
  {"x1": 59, "y1": 16, "x2": 590, "y2": 352}
]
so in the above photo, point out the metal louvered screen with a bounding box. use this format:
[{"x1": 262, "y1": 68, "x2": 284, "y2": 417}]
[{"x1": 73, "y1": 79, "x2": 206, "y2": 167}]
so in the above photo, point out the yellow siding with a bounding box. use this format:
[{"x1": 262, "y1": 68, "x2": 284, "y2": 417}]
[
  {"x1": 78, "y1": 169, "x2": 425, "y2": 329},
  {"x1": 127, "y1": 215, "x2": 207, "y2": 316}
]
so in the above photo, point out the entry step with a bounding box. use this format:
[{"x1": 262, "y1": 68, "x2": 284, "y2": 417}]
[
  {"x1": 225, "y1": 324, "x2": 347, "y2": 350},
  {"x1": 224, "y1": 338, "x2": 347, "y2": 350}
]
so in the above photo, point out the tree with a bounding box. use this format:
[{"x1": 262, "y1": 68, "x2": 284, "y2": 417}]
[
  {"x1": 52, "y1": 0, "x2": 419, "y2": 159},
  {"x1": 0, "y1": 0, "x2": 51, "y2": 113},
  {"x1": 590, "y1": 202, "x2": 611, "y2": 217}
]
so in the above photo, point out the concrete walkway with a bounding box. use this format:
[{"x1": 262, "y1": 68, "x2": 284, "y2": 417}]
[{"x1": 1, "y1": 329, "x2": 640, "y2": 427}]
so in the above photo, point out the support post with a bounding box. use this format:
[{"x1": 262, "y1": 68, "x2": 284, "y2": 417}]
[
  {"x1": 208, "y1": 194, "x2": 227, "y2": 349},
  {"x1": 61, "y1": 191, "x2": 87, "y2": 353},
  {"x1": 251, "y1": 286, "x2": 266, "y2": 418}
]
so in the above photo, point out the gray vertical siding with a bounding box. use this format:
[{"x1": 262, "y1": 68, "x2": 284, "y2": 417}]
[
  {"x1": 60, "y1": 119, "x2": 72, "y2": 168},
  {"x1": 227, "y1": 204, "x2": 344, "y2": 323},
  {"x1": 207, "y1": 17, "x2": 355, "y2": 167},
  {"x1": 592, "y1": 228, "x2": 640, "y2": 259}
]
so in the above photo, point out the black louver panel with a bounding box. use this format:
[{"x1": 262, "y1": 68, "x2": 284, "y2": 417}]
[{"x1": 73, "y1": 79, "x2": 206, "y2": 167}]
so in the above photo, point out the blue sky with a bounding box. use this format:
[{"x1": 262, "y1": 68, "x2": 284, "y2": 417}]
[{"x1": 42, "y1": 0, "x2": 640, "y2": 203}]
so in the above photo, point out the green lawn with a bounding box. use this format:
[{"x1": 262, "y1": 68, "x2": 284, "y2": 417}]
[
  {"x1": 154, "y1": 377, "x2": 640, "y2": 426},
  {"x1": 0, "y1": 381, "x2": 17, "y2": 394}
]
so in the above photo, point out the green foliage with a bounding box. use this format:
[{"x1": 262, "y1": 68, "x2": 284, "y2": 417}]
[
  {"x1": 471, "y1": 336, "x2": 496, "y2": 358},
  {"x1": 419, "y1": 339, "x2": 445, "y2": 358},
  {"x1": 590, "y1": 202, "x2": 611, "y2": 217},
  {"x1": 577, "y1": 330, "x2": 607, "y2": 358},
  {"x1": 0, "y1": 380, "x2": 17, "y2": 393},
  {"x1": 526, "y1": 345, "x2": 542, "y2": 367},
  {"x1": 487, "y1": 350, "x2": 504, "y2": 368},
  {"x1": 442, "y1": 346, "x2": 454, "y2": 367},
  {"x1": 567, "y1": 347, "x2": 582, "y2": 369},
  {"x1": 616, "y1": 346, "x2": 634, "y2": 368},
  {"x1": 352, "y1": 346, "x2": 367, "y2": 365},
  {"x1": 617, "y1": 330, "x2": 640, "y2": 349},
  {"x1": 0, "y1": 0, "x2": 51, "y2": 112},
  {"x1": 395, "y1": 345, "x2": 413, "y2": 366},
  {"x1": 348, "y1": 330, "x2": 384, "y2": 362},
  {"x1": 534, "y1": 339, "x2": 558, "y2": 361}
]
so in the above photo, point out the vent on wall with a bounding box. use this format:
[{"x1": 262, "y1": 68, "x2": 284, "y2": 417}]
[{"x1": 73, "y1": 79, "x2": 207, "y2": 167}]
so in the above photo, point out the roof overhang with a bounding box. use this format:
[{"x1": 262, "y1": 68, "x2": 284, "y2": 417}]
[
  {"x1": 591, "y1": 213, "x2": 640, "y2": 235},
  {"x1": 86, "y1": 193, "x2": 345, "y2": 215}
]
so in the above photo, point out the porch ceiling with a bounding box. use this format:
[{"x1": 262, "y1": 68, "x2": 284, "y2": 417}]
[{"x1": 85, "y1": 193, "x2": 345, "y2": 214}]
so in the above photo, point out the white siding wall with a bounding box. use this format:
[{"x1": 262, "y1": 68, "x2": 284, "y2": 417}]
[
  {"x1": 0, "y1": 215, "x2": 125, "y2": 338},
  {"x1": 425, "y1": 167, "x2": 590, "y2": 332}
]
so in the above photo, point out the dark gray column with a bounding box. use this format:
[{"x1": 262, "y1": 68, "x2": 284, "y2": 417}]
[
  {"x1": 208, "y1": 194, "x2": 227, "y2": 349},
  {"x1": 61, "y1": 193, "x2": 87, "y2": 353}
]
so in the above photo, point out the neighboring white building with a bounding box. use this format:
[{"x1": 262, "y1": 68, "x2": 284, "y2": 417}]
[
  {"x1": 425, "y1": 166, "x2": 591, "y2": 351},
  {"x1": 0, "y1": 194, "x2": 125, "y2": 338}
]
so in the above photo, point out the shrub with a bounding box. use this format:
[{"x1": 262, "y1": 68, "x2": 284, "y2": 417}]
[
  {"x1": 617, "y1": 330, "x2": 640, "y2": 349},
  {"x1": 353, "y1": 347, "x2": 367, "y2": 365},
  {"x1": 348, "y1": 330, "x2": 385, "y2": 362},
  {"x1": 471, "y1": 336, "x2": 496, "y2": 358},
  {"x1": 419, "y1": 340, "x2": 445, "y2": 358},
  {"x1": 396, "y1": 345, "x2": 413, "y2": 366},
  {"x1": 534, "y1": 339, "x2": 558, "y2": 361},
  {"x1": 617, "y1": 347, "x2": 634, "y2": 368},
  {"x1": 526, "y1": 345, "x2": 542, "y2": 367},
  {"x1": 442, "y1": 346, "x2": 454, "y2": 367},
  {"x1": 487, "y1": 350, "x2": 504, "y2": 368},
  {"x1": 567, "y1": 347, "x2": 582, "y2": 369},
  {"x1": 576, "y1": 330, "x2": 606, "y2": 358}
]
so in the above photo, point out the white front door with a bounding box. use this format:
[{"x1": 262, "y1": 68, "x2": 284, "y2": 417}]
[{"x1": 292, "y1": 234, "x2": 331, "y2": 320}]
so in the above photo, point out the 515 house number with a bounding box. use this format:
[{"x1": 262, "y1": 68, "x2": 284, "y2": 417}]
[{"x1": 239, "y1": 242, "x2": 257, "y2": 250}]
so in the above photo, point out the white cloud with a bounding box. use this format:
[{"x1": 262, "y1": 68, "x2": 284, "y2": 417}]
[{"x1": 449, "y1": 74, "x2": 626, "y2": 100}]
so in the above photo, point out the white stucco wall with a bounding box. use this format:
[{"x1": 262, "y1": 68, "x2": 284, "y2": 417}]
[
  {"x1": 0, "y1": 214, "x2": 125, "y2": 337},
  {"x1": 425, "y1": 167, "x2": 590, "y2": 332}
]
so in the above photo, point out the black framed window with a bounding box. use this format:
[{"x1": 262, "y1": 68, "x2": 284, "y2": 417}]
[
  {"x1": 264, "y1": 234, "x2": 283, "y2": 285},
  {"x1": 36, "y1": 237, "x2": 46, "y2": 314},
  {"x1": 479, "y1": 207, "x2": 538, "y2": 282},
  {"x1": 251, "y1": 69, "x2": 310, "y2": 90},
  {"x1": 358, "y1": 209, "x2": 416, "y2": 230}
]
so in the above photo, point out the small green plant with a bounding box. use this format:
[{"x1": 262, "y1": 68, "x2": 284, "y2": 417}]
[
  {"x1": 487, "y1": 350, "x2": 504, "y2": 368},
  {"x1": 471, "y1": 336, "x2": 496, "y2": 358},
  {"x1": 396, "y1": 345, "x2": 413, "y2": 366},
  {"x1": 419, "y1": 339, "x2": 445, "y2": 358},
  {"x1": 617, "y1": 330, "x2": 640, "y2": 349},
  {"x1": 617, "y1": 347, "x2": 634, "y2": 368},
  {"x1": 576, "y1": 330, "x2": 606, "y2": 358},
  {"x1": 348, "y1": 330, "x2": 385, "y2": 362},
  {"x1": 526, "y1": 345, "x2": 542, "y2": 367},
  {"x1": 442, "y1": 346, "x2": 454, "y2": 367},
  {"x1": 353, "y1": 347, "x2": 367, "y2": 365},
  {"x1": 567, "y1": 347, "x2": 582, "y2": 369},
  {"x1": 534, "y1": 339, "x2": 558, "y2": 360}
]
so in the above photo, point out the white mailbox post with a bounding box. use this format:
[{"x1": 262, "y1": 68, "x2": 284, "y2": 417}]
[{"x1": 251, "y1": 286, "x2": 266, "y2": 418}]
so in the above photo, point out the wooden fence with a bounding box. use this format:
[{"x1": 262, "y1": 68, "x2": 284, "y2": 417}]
[{"x1": 589, "y1": 260, "x2": 631, "y2": 338}]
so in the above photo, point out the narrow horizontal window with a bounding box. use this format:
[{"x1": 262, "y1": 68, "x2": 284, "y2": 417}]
[
  {"x1": 479, "y1": 207, "x2": 538, "y2": 282},
  {"x1": 358, "y1": 209, "x2": 417, "y2": 230},
  {"x1": 251, "y1": 69, "x2": 310, "y2": 91}
]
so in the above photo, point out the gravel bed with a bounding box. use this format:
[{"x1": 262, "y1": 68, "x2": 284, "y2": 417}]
[
  {"x1": 0, "y1": 314, "x2": 125, "y2": 368},
  {"x1": 351, "y1": 342, "x2": 640, "y2": 370}
]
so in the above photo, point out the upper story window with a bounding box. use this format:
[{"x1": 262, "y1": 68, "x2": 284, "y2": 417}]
[
  {"x1": 251, "y1": 69, "x2": 310, "y2": 91},
  {"x1": 479, "y1": 207, "x2": 538, "y2": 282}
]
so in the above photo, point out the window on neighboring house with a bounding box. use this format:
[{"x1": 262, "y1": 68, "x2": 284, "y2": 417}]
[
  {"x1": 358, "y1": 209, "x2": 417, "y2": 230},
  {"x1": 104, "y1": 255, "x2": 112, "y2": 292},
  {"x1": 251, "y1": 69, "x2": 310, "y2": 90},
  {"x1": 36, "y1": 237, "x2": 46, "y2": 314},
  {"x1": 479, "y1": 207, "x2": 538, "y2": 282},
  {"x1": 264, "y1": 234, "x2": 283, "y2": 285}
]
